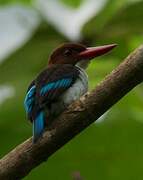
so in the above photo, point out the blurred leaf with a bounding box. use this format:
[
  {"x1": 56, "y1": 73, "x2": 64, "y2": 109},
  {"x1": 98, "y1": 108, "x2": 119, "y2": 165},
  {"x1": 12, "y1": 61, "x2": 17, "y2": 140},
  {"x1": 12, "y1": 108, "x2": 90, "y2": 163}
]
[
  {"x1": 84, "y1": 1, "x2": 143, "y2": 39},
  {"x1": 0, "y1": 5, "x2": 40, "y2": 62},
  {"x1": 100, "y1": 1, "x2": 143, "y2": 41},
  {"x1": 35, "y1": 0, "x2": 108, "y2": 41},
  {"x1": 0, "y1": 0, "x2": 31, "y2": 5},
  {"x1": 60, "y1": 0, "x2": 83, "y2": 8},
  {"x1": 0, "y1": 85, "x2": 15, "y2": 105},
  {"x1": 83, "y1": 0, "x2": 128, "y2": 37}
]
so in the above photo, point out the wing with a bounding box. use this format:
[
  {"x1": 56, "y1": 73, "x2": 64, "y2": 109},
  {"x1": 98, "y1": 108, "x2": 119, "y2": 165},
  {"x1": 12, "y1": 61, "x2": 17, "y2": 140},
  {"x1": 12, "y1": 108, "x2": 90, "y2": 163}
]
[
  {"x1": 24, "y1": 80, "x2": 38, "y2": 122},
  {"x1": 35, "y1": 64, "x2": 79, "y2": 107},
  {"x1": 24, "y1": 84, "x2": 36, "y2": 115},
  {"x1": 33, "y1": 111, "x2": 45, "y2": 143}
]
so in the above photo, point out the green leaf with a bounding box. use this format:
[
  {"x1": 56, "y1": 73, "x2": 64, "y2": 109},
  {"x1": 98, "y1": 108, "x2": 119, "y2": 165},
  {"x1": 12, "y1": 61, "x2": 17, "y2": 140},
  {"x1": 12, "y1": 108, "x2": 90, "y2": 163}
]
[
  {"x1": 84, "y1": 1, "x2": 143, "y2": 39},
  {"x1": 60, "y1": 0, "x2": 83, "y2": 8},
  {"x1": 0, "y1": 0, "x2": 31, "y2": 5}
]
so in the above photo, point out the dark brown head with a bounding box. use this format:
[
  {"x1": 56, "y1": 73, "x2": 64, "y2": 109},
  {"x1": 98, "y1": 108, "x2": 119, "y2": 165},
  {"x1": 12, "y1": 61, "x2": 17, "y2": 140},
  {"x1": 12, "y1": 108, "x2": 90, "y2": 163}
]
[{"x1": 48, "y1": 43, "x2": 117, "y2": 66}]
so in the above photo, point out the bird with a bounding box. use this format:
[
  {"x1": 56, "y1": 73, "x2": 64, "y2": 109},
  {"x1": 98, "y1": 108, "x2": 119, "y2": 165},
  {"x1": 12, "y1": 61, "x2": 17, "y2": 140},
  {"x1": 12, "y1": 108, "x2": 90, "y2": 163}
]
[{"x1": 24, "y1": 43, "x2": 117, "y2": 143}]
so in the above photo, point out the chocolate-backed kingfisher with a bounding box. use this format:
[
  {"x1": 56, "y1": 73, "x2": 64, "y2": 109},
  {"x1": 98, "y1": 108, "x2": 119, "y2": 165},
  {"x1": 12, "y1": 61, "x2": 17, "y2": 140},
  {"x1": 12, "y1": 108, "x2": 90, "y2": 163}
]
[{"x1": 24, "y1": 43, "x2": 116, "y2": 143}]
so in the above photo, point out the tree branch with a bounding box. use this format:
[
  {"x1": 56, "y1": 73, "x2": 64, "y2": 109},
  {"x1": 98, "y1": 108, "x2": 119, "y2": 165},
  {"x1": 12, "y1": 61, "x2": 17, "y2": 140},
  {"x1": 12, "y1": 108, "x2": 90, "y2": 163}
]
[{"x1": 0, "y1": 45, "x2": 143, "y2": 179}]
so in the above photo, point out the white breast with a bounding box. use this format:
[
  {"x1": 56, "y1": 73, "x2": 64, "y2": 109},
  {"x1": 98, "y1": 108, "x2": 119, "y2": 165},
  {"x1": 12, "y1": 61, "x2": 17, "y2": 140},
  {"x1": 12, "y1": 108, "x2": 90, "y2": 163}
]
[{"x1": 50, "y1": 66, "x2": 88, "y2": 116}]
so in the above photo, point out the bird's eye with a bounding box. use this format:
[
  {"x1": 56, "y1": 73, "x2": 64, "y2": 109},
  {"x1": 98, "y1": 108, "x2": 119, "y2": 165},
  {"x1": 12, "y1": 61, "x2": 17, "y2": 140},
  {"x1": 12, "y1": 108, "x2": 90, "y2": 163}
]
[{"x1": 64, "y1": 49, "x2": 72, "y2": 56}]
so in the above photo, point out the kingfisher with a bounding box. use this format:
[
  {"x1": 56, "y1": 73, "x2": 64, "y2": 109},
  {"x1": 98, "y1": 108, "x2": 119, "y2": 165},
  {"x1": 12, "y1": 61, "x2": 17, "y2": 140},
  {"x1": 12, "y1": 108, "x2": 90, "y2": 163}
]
[{"x1": 24, "y1": 43, "x2": 116, "y2": 143}]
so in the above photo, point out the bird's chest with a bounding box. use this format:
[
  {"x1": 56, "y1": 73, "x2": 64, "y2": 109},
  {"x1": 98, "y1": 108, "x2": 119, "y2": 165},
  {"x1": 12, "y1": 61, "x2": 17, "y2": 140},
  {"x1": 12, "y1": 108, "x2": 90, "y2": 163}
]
[
  {"x1": 49, "y1": 68, "x2": 88, "y2": 116},
  {"x1": 60, "y1": 68, "x2": 88, "y2": 103}
]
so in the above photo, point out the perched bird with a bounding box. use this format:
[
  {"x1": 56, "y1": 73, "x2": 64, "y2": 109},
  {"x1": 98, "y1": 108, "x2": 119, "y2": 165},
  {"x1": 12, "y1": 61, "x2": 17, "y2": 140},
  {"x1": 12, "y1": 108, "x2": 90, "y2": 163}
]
[{"x1": 24, "y1": 43, "x2": 116, "y2": 143}]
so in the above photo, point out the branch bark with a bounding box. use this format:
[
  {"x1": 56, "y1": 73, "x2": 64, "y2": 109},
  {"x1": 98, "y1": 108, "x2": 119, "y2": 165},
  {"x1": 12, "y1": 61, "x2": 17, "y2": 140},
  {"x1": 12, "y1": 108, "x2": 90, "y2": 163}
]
[{"x1": 0, "y1": 45, "x2": 143, "y2": 179}]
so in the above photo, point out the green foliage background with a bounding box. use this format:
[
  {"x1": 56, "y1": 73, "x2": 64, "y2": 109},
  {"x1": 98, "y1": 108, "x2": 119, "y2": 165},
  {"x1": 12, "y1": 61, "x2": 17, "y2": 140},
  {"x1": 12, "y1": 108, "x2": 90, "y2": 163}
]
[{"x1": 0, "y1": 0, "x2": 143, "y2": 179}]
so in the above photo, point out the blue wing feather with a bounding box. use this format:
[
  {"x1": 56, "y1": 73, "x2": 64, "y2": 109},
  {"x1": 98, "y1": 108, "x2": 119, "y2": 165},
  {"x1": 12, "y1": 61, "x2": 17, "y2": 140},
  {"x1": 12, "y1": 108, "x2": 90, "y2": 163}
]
[
  {"x1": 40, "y1": 78, "x2": 72, "y2": 96},
  {"x1": 24, "y1": 85, "x2": 36, "y2": 113},
  {"x1": 40, "y1": 82, "x2": 54, "y2": 95},
  {"x1": 33, "y1": 111, "x2": 44, "y2": 143}
]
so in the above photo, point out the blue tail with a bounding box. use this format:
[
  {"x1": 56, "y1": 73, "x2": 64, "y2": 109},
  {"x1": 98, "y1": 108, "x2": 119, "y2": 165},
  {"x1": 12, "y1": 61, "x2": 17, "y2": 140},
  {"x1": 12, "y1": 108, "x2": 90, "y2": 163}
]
[{"x1": 33, "y1": 111, "x2": 45, "y2": 143}]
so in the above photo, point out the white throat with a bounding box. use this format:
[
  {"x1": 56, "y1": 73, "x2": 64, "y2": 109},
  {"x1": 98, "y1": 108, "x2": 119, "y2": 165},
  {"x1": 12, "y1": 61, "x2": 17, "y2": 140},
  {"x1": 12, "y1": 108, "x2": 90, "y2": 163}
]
[{"x1": 76, "y1": 59, "x2": 91, "y2": 70}]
